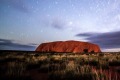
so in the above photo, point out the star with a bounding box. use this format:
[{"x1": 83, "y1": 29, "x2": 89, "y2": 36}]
[
  {"x1": 68, "y1": 21, "x2": 73, "y2": 25},
  {"x1": 55, "y1": 1, "x2": 58, "y2": 5}
]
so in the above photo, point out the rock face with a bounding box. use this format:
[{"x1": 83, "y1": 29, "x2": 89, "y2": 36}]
[{"x1": 35, "y1": 40, "x2": 101, "y2": 53}]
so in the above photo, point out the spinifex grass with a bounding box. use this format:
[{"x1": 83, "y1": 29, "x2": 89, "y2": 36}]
[
  {"x1": 0, "y1": 51, "x2": 120, "y2": 80},
  {"x1": 48, "y1": 53, "x2": 120, "y2": 80},
  {"x1": 6, "y1": 62, "x2": 27, "y2": 79}
]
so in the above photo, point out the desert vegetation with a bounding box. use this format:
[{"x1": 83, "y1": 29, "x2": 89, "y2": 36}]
[{"x1": 0, "y1": 51, "x2": 120, "y2": 80}]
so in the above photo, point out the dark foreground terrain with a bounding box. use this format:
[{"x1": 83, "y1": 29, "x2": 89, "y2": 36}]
[{"x1": 0, "y1": 50, "x2": 120, "y2": 80}]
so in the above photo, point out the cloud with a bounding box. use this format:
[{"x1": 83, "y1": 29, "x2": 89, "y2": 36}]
[
  {"x1": 75, "y1": 32, "x2": 99, "y2": 37},
  {"x1": 51, "y1": 18, "x2": 67, "y2": 29},
  {"x1": 0, "y1": 0, "x2": 29, "y2": 12},
  {"x1": 46, "y1": 17, "x2": 76, "y2": 30},
  {"x1": 75, "y1": 31, "x2": 120, "y2": 50},
  {"x1": 0, "y1": 39, "x2": 36, "y2": 51}
]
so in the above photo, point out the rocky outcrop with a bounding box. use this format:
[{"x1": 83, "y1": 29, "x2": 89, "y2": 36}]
[{"x1": 35, "y1": 40, "x2": 101, "y2": 53}]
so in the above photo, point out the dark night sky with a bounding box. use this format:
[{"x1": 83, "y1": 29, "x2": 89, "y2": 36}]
[{"x1": 0, "y1": 0, "x2": 120, "y2": 52}]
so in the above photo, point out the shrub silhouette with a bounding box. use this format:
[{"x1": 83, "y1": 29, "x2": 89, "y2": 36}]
[
  {"x1": 83, "y1": 49, "x2": 88, "y2": 53},
  {"x1": 91, "y1": 50, "x2": 94, "y2": 53}
]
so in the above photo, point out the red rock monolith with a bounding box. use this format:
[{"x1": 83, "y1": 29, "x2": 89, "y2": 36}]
[{"x1": 36, "y1": 40, "x2": 101, "y2": 53}]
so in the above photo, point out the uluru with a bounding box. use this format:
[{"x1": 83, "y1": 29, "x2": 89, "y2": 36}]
[{"x1": 36, "y1": 40, "x2": 101, "y2": 53}]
